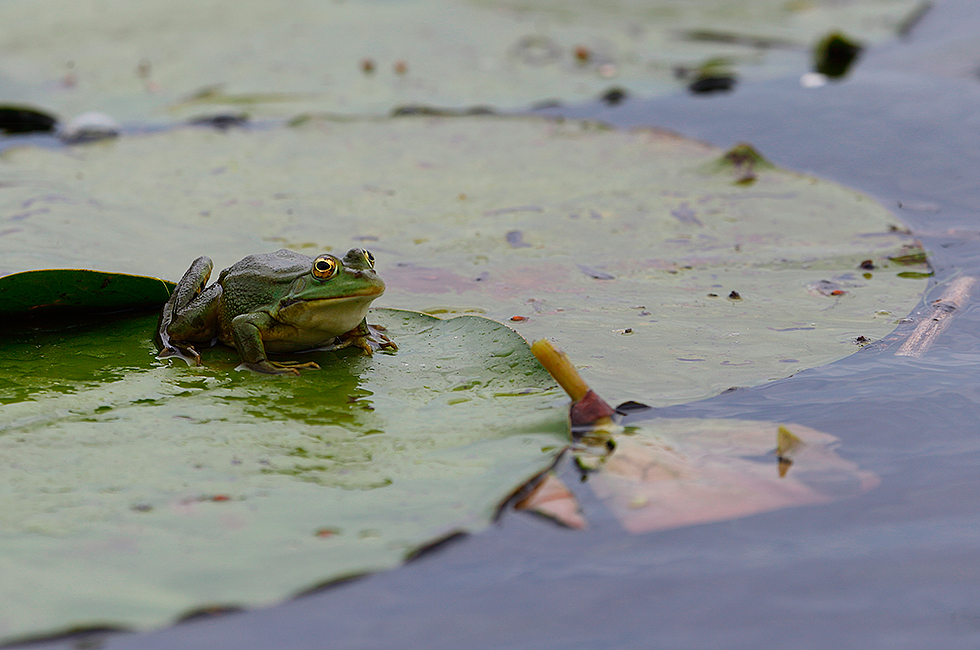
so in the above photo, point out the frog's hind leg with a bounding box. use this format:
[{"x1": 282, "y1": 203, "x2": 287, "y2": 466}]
[
  {"x1": 163, "y1": 284, "x2": 222, "y2": 361},
  {"x1": 157, "y1": 256, "x2": 221, "y2": 365}
]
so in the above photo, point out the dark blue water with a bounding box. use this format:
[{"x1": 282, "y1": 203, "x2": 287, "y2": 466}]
[{"x1": 22, "y1": 1, "x2": 980, "y2": 648}]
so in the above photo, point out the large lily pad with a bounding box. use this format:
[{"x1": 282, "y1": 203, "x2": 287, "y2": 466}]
[
  {"x1": 0, "y1": 116, "x2": 927, "y2": 403},
  {"x1": 0, "y1": 0, "x2": 925, "y2": 120},
  {"x1": 0, "y1": 308, "x2": 566, "y2": 641}
]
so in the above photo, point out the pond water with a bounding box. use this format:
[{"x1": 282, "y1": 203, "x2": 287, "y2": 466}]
[{"x1": 19, "y1": 1, "x2": 980, "y2": 648}]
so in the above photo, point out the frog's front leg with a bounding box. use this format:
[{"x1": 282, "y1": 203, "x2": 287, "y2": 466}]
[
  {"x1": 230, "y1": 312, "x2": 320, "y2": 375},
  {"x1": 333, "y1": 319, "x2": 398, "y2": 355},
  {"x1": 157, "y1": 256, "x2": 221, "y2": 365}
]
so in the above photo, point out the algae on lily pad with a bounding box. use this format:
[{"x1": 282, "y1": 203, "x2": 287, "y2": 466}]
[
  {"x1": 0, "y1": 308, "x2": 566, "y2": 641},
  {"x1": 0, "y1": 115, "x2": 928, "y2": 404},
  {"x1": 0, "y1": 0, "x2": 926, "y2": 120},
  {"x1": 579, "y1": 419, "x2": 879, "y2": 533}
]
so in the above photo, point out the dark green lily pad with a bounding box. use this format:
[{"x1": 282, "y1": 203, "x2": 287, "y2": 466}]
[
  {"x1": 0, "y1": 308, "x2": 566, "y2": 641},
  {"x1": 0, "y1": 269, "x2": 173, "y2": 315}
]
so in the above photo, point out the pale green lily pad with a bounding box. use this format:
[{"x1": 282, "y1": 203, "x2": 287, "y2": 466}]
[
  {"x1": 0, "y1": 116, "x2": 927, "y2": 403},
  {"x1": 0, "y1": 0, "x2": 924, "y2": 120},
  {"x1": 0, "y1": 308, "x2": 566, "y2": 641},
  {"x1": 581, "y1": 419, "x2": 879, "y2": 533}
]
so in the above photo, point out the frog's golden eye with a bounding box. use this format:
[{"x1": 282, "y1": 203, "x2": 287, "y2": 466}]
[
  {"x1": 312, "y1": 256, "x2": 339, "y2": 279},
  {"x1": 363, "y1": 250, "x2": 376, "y2": 268}
]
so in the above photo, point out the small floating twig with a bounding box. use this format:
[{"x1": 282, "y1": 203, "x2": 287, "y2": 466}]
[{"x1": 895, "y1": 275, "x2": 976, "y2": 358}]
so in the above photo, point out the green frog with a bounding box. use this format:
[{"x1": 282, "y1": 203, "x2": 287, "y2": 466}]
[{"x1": 157, "y1": 248, "x2": 396, "y2": 375}]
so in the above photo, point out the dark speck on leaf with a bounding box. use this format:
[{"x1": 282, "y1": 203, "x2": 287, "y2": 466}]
[
  {"x1": 689, "y1": 74, "x2": 736, "y2": 94},
  {"x1": 188, "y1": 113, "x2": 249, "y2": 130},
  {"x1": 600, "y1": 87, "x2": 628, "y2": 105},
  {"x1": 728, "y1": 290, "x2": 741, "y2": 300},
  {"x1": 859, "y1": 259, "x2": 875, "y2": 270},
  {"x1": 506, "y1": 230, "x2": 532, "y2": 248},
  {"x1": 578, "y1": 264, "x2": 615, "y2": 280}
]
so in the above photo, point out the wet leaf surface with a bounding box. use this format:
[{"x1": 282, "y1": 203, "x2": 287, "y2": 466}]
[{"x1": 0, "y1": 308, "x2": 566, "y2": 640}]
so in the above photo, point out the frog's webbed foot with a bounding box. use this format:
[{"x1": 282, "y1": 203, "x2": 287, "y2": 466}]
[
  {"x1": 237, "y1": 359, "x2": 321, "y2": 376},
  {"x1": 335, "y1": 322, "x2": 398, "y2": 356},
  {"x1": 157, "y1": 341, "x2": 203, "y2": 366}
]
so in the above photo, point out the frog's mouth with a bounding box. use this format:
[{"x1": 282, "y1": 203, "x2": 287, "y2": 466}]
[{"x1": 279, "y1": 286, "x2": 384, "y2": 310}]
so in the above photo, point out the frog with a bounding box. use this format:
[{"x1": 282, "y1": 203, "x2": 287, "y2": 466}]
[{"x1": 157, "y1": 248, "x2": 396, "y2": 375}]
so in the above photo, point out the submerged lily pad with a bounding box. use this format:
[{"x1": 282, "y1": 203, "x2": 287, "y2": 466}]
[
  {"x1": 580, "y1": 418, "x2": 879, "y2": 533},
  {"x1": 0, "y1": 115, "x2": 928, "y2": 403},
  {"x1": 0, "y1": 0, "x2": 926, "y2": 119},
  {"x1": 0, "y1": 308, "x2": 566, "y2": 641}
]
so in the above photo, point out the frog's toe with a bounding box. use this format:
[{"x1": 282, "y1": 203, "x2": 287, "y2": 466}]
[
  {"x1": 158, "y1": 344, "x2": 202, "y2": 366},
  {"x1": 352, "y1": 323, "x2": 398, "y2": 355}
]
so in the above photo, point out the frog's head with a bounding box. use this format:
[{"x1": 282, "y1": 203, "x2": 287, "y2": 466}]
[{"x1": 275, "y1": 248, "x2": 386, "y2": 335}]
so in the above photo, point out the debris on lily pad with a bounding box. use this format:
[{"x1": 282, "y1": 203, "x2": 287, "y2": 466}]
[{"x1": 813, "y1": 31, "x2": 863, "y2": 78}]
